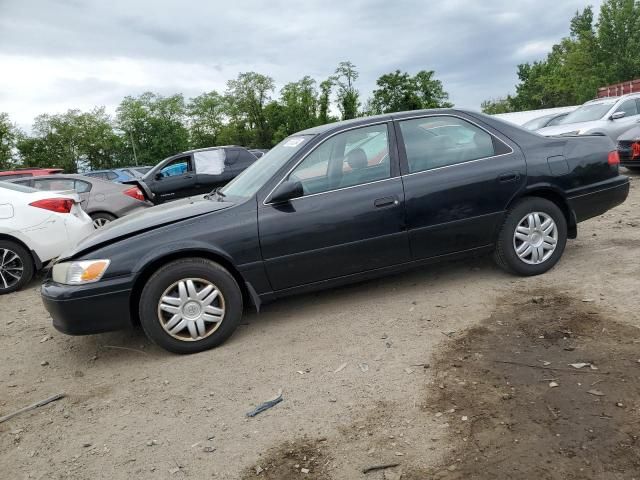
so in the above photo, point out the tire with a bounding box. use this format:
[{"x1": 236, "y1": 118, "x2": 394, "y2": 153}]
[
  {"x1": 90, "y1": 212, "x2": 116, "y2": 229},
  {"x1": 0, "y1": 240, "x2": 34, "y2": 294},
  {"x1": 138, "y1": 258, "x2": 243, "y2": 354},
  {"x1": 493, "y1": 197, "x2": 567, "y2": 276}
]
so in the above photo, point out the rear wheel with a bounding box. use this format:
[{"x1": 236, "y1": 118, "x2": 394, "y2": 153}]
[
  {"x1": 494, "y1": 197, "x2": 567, "y2": 276},
  {"x1": 138, "y1": 258, "x2": 243, "y2": 354},
  {"x1": 90, "y1": 212, "x2": 116, "y2": 229},
  {"x1": 0, "y1": 240, "x2": 34, "y2": 294}
]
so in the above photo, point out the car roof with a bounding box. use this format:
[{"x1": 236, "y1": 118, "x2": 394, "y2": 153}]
[
  {"x1": 294, "y1": 108, "x2": 479, "y2": 137},
  {"x1": 584, "y1": 93, "x2": 640, "y2": 105}
]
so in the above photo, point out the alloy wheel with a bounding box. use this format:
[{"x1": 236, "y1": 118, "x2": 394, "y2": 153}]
[
  {"x1": 513, "y1": 212, "x2": 558, "y2": 265},
  {"x1": 93, "y1": 218, "x2": 111, "y2": 229},
  {"x1": 0, "y1": 248, "x2": 24, "y2": 290},
  {"x1": 157, "y1": 278, "x2": 226, "y2": 341}
]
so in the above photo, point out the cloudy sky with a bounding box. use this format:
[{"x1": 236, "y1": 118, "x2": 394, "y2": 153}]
[{"x1": 0, "y1": 0, "x2": 601, "y2": 128}]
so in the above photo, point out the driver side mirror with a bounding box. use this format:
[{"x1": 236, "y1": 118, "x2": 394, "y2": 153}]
[
  {"x1": 610, "y1": 111, "x2": 626, "y2": 120},
  {"x1": 154, "y1": 172, "x2": 163, "y2": 180},
  {"x1": 268, "y1": 180, "x2": 303, "y2": 204}
]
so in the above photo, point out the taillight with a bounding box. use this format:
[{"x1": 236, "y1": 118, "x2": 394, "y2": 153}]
[
  {"x1": 123, "y1": 186, "x2": 145, "y2": 202},
  {"x1": 608, "y1": 151, "x2": 620, "y2": 166},
  {"x1": 29, "y1": 198, "x2": 74, "y2": 213},
  {"x1": 632, "y1": 142, "x2": 640, "y2": 159}
]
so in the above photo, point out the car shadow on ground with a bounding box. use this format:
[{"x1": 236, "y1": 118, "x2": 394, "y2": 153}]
[{"x1": 48, "y1": 254, "x2": 503, "y2": 363}]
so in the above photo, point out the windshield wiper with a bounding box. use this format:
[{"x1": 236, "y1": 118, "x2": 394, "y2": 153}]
[{"x1": 205, "y1": 187, "x2": 226, "y2": 201}]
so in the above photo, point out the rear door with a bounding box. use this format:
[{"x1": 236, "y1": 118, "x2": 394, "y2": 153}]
[
  {"x1": 395, "y1": 113, "x2": 526, "y2": 259},
  {"x1": 258, "y1": 122, "x2": 410, "y2": 291},
  {"x1": 193, "y1": 149, "x2": 235, "y2": 194}
]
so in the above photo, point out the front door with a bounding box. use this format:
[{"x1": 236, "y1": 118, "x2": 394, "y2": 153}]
[
  {"x1": 609, "y1": 98, "x2": 640, "y2": 139},
  {"x1": 258, "y1": 122, "x2": 410, "y2": 291},
  {"x1": 395, "y1": 114, "x2": 526, "y2": 260},
  {"x1": 149, "y1": 155, "x2": 196, "y2": 202}
]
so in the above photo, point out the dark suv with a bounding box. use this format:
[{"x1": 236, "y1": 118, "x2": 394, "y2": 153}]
[{"x1": 130, "y1": 146, "x2": 257, "y2": 204}]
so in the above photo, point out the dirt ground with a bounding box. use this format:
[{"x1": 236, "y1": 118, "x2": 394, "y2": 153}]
[{"x1": 2, "y1": 171, "x2": 640, "y2": 480}]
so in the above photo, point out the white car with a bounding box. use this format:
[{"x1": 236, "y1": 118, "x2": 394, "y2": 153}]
[{"x1": 0, "y1": 181, "x2": 94, "y2": 294}]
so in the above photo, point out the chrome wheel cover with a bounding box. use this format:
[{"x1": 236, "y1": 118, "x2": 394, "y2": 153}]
[
  {"x1": 157, "y1": 278, "x2": 225, "y2": 341},
  {"x1": 513, "y1": 212, "x2": 558, "y2": 265},
  {"x1": 93, "y1": 217, "x2": 111, "y2": 229},
  {"x1": 0, "y1": 248, "x2": 24, "y2": 290}
]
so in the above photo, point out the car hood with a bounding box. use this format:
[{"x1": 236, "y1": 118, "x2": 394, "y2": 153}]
[
  {"x1": 60, "y1": 195, "x2": 233, "y2": 260},
  {"x1": 537, "y1": 120, "x2": 601, "y2": 136}
]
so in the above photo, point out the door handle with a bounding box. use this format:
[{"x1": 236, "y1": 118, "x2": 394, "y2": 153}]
[
  {"x1": 374, "y1": 196, "x2": 398, "y2": 208},
  {"x1": 184, "y1": 174, "x2": 194, "y2": 179},
  {"x1": 498, "y1": 173, "x2": 519, "y2": 183}
]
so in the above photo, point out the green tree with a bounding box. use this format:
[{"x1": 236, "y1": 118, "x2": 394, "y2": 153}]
[
  {"x1": 225, "y1": 72, "x2": 275, "y2": 147},
  {"x1": 491, "y1": 1, "x2": 640, "y2": 112},
  {"x1": 187, "y1": 91, "x2": 226, "y2": 149},
  {"x1": 334, "y1": 61, "x2": 360, "y2": 120},
  {"x1": 370, "y1": 70, "x2": 420, "y2": 114},
  {"x1": 0, "y1": 113, "x2": 20, "y2": 170},
  {"x1": 414, "y1": 70, "x2": 453, "y2": 108},
  {"x1": 481, "y1": 97, "x2": 515, "y2": 114},
  {"x1": 278, "y1": 76, "x2": 319, "y2": 137},
  {"x1": 318, "y1": 78, "x2": 334, "y2": 124},
  {"x1": 17, "y1": 108, "x2": 120, "y2": 172},
  {"x1": 369, "y1": 70, "x2": 452, "y2": 114},
  {"x1": 117, "y1": 92, "x2": 189, "y2": 166}
]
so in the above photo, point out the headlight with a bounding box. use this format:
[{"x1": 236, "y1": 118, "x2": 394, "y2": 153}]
[{"x1": 52, "y1": 260, "x2": 110, "y2": 285}]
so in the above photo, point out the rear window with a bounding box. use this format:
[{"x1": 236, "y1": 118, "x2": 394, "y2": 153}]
[{"x1": 0, "y1": 181, "x2": 38, "y2": 193}]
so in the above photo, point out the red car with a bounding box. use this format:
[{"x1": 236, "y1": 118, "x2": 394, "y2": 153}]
[{"x1": 0, "y1": 168, "x2": 63, "y2": 180}]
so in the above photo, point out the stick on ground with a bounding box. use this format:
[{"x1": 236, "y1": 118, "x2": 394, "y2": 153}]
[
  {"x1": 0, "y1": 393, "x2": 65, "y2": 424},
  {"x1": 362, "y1": 463, "x2": 400, "y2": 474}
]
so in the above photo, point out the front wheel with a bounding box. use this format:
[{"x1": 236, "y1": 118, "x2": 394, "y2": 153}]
[
  {"x1": 0, "y1": 240, "x2": 34, "y2": 294},
  {"x1": 138, "y1": 258, "x2": 243, "y2": 354},
  {"x1": 494, "y1": 197, "x2": 567, "y2": 276}
]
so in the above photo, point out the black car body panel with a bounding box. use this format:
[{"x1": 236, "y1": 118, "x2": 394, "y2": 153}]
[
  {"x1": 127, "y1": 146, "x2": 257, "y2": 204},
  {"x1": 41, "y1": 109, "x2": 630, "y2": 336}
]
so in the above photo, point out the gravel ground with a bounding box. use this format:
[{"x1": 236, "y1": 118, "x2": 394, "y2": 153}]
[{"x1": 1, "y1": 172, "x2": 639, "y2": 479}]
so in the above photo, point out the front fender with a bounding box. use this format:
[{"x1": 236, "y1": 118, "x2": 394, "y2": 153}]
[{"x1": 131, "y1": 240, "x2": 235, "y2": 275}]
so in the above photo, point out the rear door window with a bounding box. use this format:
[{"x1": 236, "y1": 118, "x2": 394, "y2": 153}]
[
  {"x1": 193, "y1": 150, "x2": 225, "y2": 175},
  {"x1": 33, "y1": 178, "x2": 77, "y2": 191},
  {"x1": 398, "y1": 116, "x2": 498, "y2": 173},
  {"x1": 75, "y1": 180, "x2": 92, "y2": 193}
]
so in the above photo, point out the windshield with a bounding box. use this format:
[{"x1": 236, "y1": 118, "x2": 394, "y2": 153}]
[
  {"x1": 559, "y1": 102, "x2": 615, "y2": 124},
  {"x1": 522, "y1": 114, "x2": 555, "y2": 131},
  {"x1": 0, "y1": 181, "x2": 37, "y2": 193},
  {"x1": 220, "y1": 135, "x2": 314, "y2": 200}
]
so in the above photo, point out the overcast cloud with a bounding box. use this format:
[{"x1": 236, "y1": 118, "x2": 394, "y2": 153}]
[{"x1": 0, "y1": 0, "x2": 602, "y2": 128}]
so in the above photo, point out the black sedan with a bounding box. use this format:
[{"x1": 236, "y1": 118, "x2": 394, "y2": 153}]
[{"x1": 42, "y1": 109, "x2": 629, "y2": 354}]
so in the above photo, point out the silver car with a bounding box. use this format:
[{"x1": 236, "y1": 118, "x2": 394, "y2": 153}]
[
  {"x1": 10, "y1": 174, "x2": 151, "y2": 228},
  {"x1": 537, "y1": 94, "x2": 640, "y2": 140}
]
